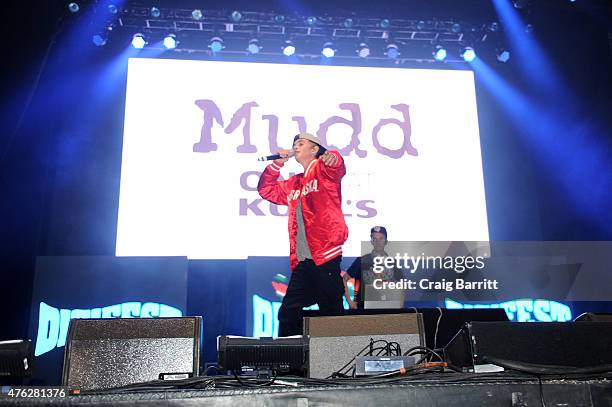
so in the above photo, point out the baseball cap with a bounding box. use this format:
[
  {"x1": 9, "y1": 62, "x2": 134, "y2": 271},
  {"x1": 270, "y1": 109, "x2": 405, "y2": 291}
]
[
  {"x1": 370, "y1": 226, "x2": 388, "y2": 239},
  {"x1": 293, "y1": 132, "x2": 324, "y2": 148}
]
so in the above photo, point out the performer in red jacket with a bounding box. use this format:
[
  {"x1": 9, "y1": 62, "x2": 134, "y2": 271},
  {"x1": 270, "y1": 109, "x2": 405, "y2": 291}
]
[{"x1": 258, "y1": 133, "x2": 349, "y2": 336}]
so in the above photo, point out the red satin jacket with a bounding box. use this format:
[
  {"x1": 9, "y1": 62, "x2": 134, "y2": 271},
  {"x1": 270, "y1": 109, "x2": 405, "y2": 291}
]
[{"x1": 258, "y1": 151, "x2": 349, "y2": 270}]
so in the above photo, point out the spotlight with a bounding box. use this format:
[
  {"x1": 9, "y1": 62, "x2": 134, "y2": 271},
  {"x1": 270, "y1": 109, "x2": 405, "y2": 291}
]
[
  {"x1": 488, "y1": 22, "x2": 499, "y2": 32},
  {"x1": 451, "y1": 23, "x2": 461, "y2": 33},
  {"x1": 92, "y1": 33, "x2": 107, "y2": 46},
  {"x1": 433, "y1": 45, "x2": 447, "y2": 61},
  {"x1": 282, "y1": 40, "x2": 296, "y2": 56},
  {"x1": 343, "y1": 18, "x2": 353, "y2": 28},
  {"x1": 192, "y1": 9, "x2": 203, "y2": 20},
  {"x1": 496, "y1": 49, "x2": 511, "y2": 63},
  {"x1": 68, "y1": 3, "x2": 79, "y2": 13},
  {"x1": 131, "y1": 33, "x2": 146, "y2": 49},
  {"x1": 512, "y1": 0, "x2": 529, "y2": 9},
  {"x1": 379, "y1": 19, "x2": 390, "y2": 29},
  {"x1": 274, "y1": 15, "x2": 285, "y2": 23},
  {"x1": 108, "y1": 4, "x2": 118, "y2": 14},
  {"x1": 209, "y1": 37, "x2": 224, "y2": 53},
  {"x1": 357, "y1": 43, "x2": 370, "y2": 58},
  {"x1": 386, "y1": 43, "x2": 399, "y2": 59},
  {"x1": 462, "y1": 47, "x2": 476, "y2": 62},
  {"x1": 306, "y1": 16, "x2": 317, "y2": 26},
  {"x1": 321, "y1": 42, "x2": 335, "y2": 58},
  {"x1": 247, "y1": 39, "x2": 261, "y2": 54},
  {"x1": 150, "y1": 7, "x2": 160, "y2": 18},
  {"x1": 231, "y1": 11, "x2": 242, "y2": 22},
  {"x1": 163, "y1": 34, "x2": 177, "y2": 49},
  {"x1": 416, "y1": 20, "x2": 426, "y2": 30}
]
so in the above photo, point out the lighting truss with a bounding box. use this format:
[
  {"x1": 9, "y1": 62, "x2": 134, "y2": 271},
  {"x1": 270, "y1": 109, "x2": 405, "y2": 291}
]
[{"x1": 93, "y1": 4, "x2": 502, "y2": 62}]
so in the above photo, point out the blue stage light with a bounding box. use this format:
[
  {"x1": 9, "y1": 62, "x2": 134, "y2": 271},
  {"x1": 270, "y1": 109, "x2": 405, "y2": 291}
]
[
  {"x1": 462, "y1": 47, "x2": 476, "y2": 62},
  {"x1": 150, "y1": 7, "x2": 160, "y2": 18},
  {"x1": 163, "y1": 34, "x2": 177, "y2": 49},
  {"x1": 451, "y1": 23, "x2": 461, "y2": 33},
  {"x1": 231, "y1": 11, "x2": 242, "y2": 22},
  {"x1": 282, "y1": 41, "x2": 296, "y2": 56},
  {"x1": 416, "y1": 20, "x2": 426, "y2": 30},
  {"x1": 192, "y1": 9, "x2": 203, "y2": 20},
  {"x1": 108, "y1": 4, "x2": 118, "y2": 14},
  {"x1": 357, "y1": 43, "x2": 370, "y2": 58},
  {"x1": 247, "y1": 39, "x2": 261, "y2": 54},
  {"x1": 497, "y1": 49, "x2": 511, "y2": 62},
  {"x1": 68, "y1": 3, "x2": 79, "y2": 13},
  {"x1": 306, "y1": 16, "x2": 317, "y2": 26},
  {"x1": 131, "y1": 33, "x2": 145, "y2": 49},
  {"x1": 434, "y1": 46, "x2": 447, "y2": 61},
  {"x1": 343, "y1": 18, "x2": 353, "y2": 28},
  {"x1": 379, "y1": 19, "x2": 390, "y2": 29},
  {"x1": 92, "y1": 34, "x2": 107, "y2": 47},
  {"x1": 209, "y1": 37, "x2": 224, "y2": 53},
  {"x1": 321, "y1": 42, "x2": 335, "y2": 58},
  {"x1": 386, "y1": 44, "x2": 399, "y2": 59}
]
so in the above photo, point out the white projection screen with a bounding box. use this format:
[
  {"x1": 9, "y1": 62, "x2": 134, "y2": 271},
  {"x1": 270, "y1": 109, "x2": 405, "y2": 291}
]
[{"x1": 116, "y1": 58, "x2": 488, "y2": 259}]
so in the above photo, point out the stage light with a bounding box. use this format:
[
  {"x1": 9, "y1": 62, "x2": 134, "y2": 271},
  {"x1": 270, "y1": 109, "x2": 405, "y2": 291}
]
[
  {"x1": 150, "y1": 7, "x2": 160, "y2": 18},
  {"x1": 306, "y1": 16, "x2": 317, "y2": 26},
  {"x1": 433, "y1": 45, "x2": 447, "y2": 61},
  {"x1": 231, "y1": 11, "x2": 242, "y2": 22},
  {"x1": 92, "y1": 33, "x2": 107, "y2": 46},
  {"x1": 321, "y1": 42, "x2": 335, "y2": 58},
  {"x1": 462, "y1": 47, "x2": 476, "y2": 62},
  {"x1": 512, "y1": 0, "x2": 529, "y2": 9},
  {"x1": 357, "y1": 43, "x2": 370, "y2": 58},
  {"x1": 451, "y1": 23, "x2": 461, "y2": 33},
  {"x1": 68, "y1": 3, "x2": 79, "y2": 13},
  {"x1": 282, "y1": 40, "x2": 296, "y2": 56},
  {"x1": 209, "y1": 37, "x2": 224, "y2": 53},
  {"x1": 416, "y1": 20, "x2": 426, "y2": 30},
  {"x1": 163, "y1": 34, "x2": 177, "y2": 49},
  {"x1": 488, "y1": 22, "x2": 499, "y2": 32},
  {"x1": 108, "y1": 4, "x2": 118, "y2": 14},
  {"x1": 496, "y1": 49, "x2": 511, "y2": 63},
  {"x1": 274, "y1": 15, "x2": 285, "y2": 23},
  {"x1": 247, "y1": 39, "x2": 261, "y2": 54},
  {"x1": 379, "y1": 19, "x2": 390, "y2": 29},
  {"x1": 192, "y1": 9, "x2": 203, "y2": 20},
  {"x1": 343, "y1": 18, "x2": 353, "y2": 28},
  {"x1": 131, "y1": 33, "x2": 146, "y2": 49},
  {"x1": 386, "y1": 43, "x2": 399, "y2": 59}
]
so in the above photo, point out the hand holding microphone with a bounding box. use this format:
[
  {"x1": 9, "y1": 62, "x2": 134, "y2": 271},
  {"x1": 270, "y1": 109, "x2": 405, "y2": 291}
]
[{"x1": 258, "y1": 149, "x2": 294, "y2": 164}]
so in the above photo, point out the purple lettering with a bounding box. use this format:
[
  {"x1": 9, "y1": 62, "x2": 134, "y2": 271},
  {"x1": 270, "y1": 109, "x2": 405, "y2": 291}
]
[
  {"x1": 193, "y1": 99, "x2": 224, "y2": 153},
  {"x1": 372, "y1": 104, "x2": 418, "y2": 159},
  {"x1": 317, "y1": 103, "x2": 366, "y2": 157},
  {"x1": 239, "y1": 198, "x2": 265, "y2": 216},
  {"x1": 356, "y1": 200, "x2": 377, "y2": 218},
  {"x1": 270, "y1": 204, "x2": 288, "y2": 217},
  {"x1": 225, "y1": 102, "x2": 258, "y2": 153},
  {"x1": 240, "y1": 171, "x2": 261, "y2": 192},
  {"x1": 262, "y1": 114, "x2": 280, "y2": 153}
]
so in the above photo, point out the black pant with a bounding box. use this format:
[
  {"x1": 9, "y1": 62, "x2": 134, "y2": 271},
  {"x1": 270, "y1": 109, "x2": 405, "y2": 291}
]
[{"x1": 278, "y1": 257, "x2": 344, "y2": 337}]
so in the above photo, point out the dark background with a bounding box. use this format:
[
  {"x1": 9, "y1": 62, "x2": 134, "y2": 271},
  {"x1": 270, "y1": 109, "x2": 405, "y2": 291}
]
[{"x1": 1, "y1": 0, "x2": 611, "y2": 348}]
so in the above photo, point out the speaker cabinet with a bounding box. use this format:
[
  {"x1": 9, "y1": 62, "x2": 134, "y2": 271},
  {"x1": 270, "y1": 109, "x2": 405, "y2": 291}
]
[
  {"x1": 62, "y1": 317, "x2": 201, "y2": 390},
  {"x1": 444, "y1": 321, "x2": 612, "y2": 370},
  {"x1": 304, "y1": 313, "x2": 424, "y2": 378}
]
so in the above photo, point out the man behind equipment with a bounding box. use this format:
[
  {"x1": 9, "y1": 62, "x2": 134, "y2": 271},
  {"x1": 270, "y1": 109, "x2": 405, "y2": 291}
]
[
  {"x1": 258, "y1": 133, "x2": 348, "y2": 336},
  {"x1": 344, "y1": 226, "x2": 405, "y2": 309}
]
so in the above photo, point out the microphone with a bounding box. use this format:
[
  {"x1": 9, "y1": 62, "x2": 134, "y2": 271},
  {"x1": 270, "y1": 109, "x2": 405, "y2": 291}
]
[{"x1": 257, "y1": 152, "x2": 294, "y2": 161}]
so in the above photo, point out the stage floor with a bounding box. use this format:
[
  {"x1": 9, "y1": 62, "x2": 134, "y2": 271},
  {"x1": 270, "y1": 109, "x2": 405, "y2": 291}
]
[{"x1": 3, "y1": 373, "x2": 611, "y2": 406}]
